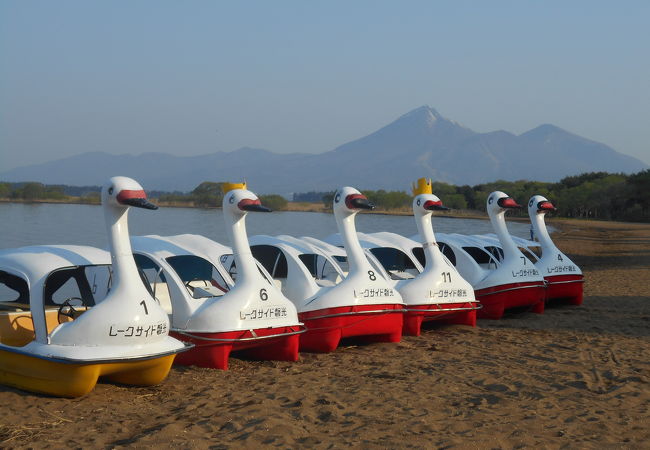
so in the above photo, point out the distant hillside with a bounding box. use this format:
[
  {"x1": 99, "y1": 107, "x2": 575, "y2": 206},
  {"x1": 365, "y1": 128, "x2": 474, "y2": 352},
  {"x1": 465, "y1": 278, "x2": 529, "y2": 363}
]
[{"x1": 1, "y1": 106, "x2": 645, "y2": 193}]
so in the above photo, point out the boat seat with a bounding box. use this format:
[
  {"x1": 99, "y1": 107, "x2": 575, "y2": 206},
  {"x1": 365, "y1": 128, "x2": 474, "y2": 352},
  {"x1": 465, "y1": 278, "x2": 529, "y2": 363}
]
[
  {"x1": 315, "y1": 279, "x2": 336, "y2": 287},
  {"x1": 0, "y1": 309, "x2": 79, "y2": 347},
  {"x1": 150, "y1": 283, "x2": 173, "y2": 314}
]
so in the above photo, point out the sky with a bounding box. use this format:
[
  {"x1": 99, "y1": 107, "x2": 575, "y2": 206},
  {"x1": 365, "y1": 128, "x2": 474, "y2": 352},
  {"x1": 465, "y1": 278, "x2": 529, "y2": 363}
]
[{"x1": 1, "y1": 0, "x2": 649, "y2": 171}]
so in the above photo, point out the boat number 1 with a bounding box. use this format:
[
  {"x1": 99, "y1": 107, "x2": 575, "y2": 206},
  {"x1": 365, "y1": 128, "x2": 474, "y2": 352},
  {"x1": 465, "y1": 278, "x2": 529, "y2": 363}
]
[
  {"x1": 368, "y1": 270, "x2": 376, "y2": 281},
  {"x1": 140, "y1": 300, "x2": 149, "y2": 315},
  {"x1": 442, "y1": 271, "x2": 452, "y2": 282},
  {"x1": 260, "y1": 288, "x2": 268, "y2": 301}
]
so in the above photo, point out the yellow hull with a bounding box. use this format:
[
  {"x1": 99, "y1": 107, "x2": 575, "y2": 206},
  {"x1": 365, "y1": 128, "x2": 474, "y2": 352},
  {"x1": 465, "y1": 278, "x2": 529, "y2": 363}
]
[{"x1": 0, "y1": 349, "x2": 177, "y2": 398}]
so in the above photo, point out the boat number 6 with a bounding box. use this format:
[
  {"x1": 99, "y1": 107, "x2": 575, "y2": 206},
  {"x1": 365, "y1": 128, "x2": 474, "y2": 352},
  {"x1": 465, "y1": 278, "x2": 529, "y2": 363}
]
[
  {"x1": 368, "y1": 270, "x2": 376, "y2": 281},
  {"x1": 260, "y1": 288, "x2": 268, "y2": 301}
]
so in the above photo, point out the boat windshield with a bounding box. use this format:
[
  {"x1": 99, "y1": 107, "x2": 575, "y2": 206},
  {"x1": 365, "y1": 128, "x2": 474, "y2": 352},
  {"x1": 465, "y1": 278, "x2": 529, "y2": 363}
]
[
  {"x1": 368, "y1": 247, "x2": 419, "y2": 280},
  {"x1": 165, "y1": 255, "x2": 229, "y2": 299},
  {"x1": 0, "y1": 270, "x2": 30, "y2": 311}
]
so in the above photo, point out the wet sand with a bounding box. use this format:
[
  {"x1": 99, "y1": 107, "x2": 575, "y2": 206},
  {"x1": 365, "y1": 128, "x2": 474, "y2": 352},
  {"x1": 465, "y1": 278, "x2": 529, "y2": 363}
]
[{"x1": 1, "y1": 219, "x2": 648, "y2": 448}]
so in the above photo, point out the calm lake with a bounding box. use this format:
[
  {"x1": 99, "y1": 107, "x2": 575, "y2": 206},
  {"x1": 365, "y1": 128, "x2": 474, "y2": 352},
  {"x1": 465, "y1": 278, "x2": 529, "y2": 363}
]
[{"x1": 0, "y1": 203, "x2": 534, "y2": 250}]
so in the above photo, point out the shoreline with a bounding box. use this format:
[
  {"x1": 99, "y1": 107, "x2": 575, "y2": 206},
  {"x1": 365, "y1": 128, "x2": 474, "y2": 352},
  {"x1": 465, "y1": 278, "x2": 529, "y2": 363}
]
[
  {"x1": 0, "y1": 219, "x2": 648, "y2": 447},
  {"x1": 4, "y1": 198, "x2": 646, "y2": 226}
]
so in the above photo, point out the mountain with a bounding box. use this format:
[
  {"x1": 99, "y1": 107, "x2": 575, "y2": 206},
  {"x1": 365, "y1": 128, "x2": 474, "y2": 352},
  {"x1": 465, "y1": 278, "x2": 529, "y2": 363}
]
[{"x1": 1, "y1": 106, "x2": 646, "y2": 193}]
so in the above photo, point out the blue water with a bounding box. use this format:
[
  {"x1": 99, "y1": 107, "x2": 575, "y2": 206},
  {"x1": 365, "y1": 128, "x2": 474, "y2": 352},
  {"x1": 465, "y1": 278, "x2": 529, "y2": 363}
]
[{"x1": 0, "y1": 203, "x2": 535, "y2": 249}]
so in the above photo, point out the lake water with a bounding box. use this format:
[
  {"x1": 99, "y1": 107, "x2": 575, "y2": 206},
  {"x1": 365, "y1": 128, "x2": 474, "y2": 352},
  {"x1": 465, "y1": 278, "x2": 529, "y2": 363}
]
[{"x1": 0, "y1": 203, "x2": 535, "y2": 250}]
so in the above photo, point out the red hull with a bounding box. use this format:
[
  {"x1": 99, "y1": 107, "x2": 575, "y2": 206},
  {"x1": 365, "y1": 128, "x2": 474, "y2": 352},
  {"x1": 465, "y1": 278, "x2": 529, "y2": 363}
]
[
  {"x1": 298, "y1": 304, "x2": 404, "y2": 353},
  {"x1": 545, "y1": 274, "x2": 584, "y2": 305},
  {"x1": 402, "y1": 302, "x2": 479, "y2": 336},
  {"x1": 171, "y1": 325, "x2": 302, "y2": 370},
  {"x1": 475, "y1": 282, "x2": 546, "y2": 320}
]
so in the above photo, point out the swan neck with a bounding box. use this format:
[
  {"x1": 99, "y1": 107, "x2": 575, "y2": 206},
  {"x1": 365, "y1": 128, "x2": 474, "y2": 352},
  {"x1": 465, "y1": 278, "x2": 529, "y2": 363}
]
[
  {"x1": 531, "y1": 212, "x2": 556, "y2": 251},
  {"x1": 336, "y1": 212, "x2": 367, "y2": 274},
  {"x1": 415, "y1": 212, "x2": 438, "y2": 268},
  {"x1": 225, "y1": 212, "x2": 258, "y2": 284},
  {"x1": 489, "y1": 209, "x2": 520, "y2": 258},
  {"x1": 105, "y1": 206, "x2": 139, "y2": 285}
]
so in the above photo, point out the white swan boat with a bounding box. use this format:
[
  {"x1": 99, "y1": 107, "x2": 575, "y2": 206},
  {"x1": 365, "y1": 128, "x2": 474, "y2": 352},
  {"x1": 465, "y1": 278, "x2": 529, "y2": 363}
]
[
  {"x1": 527, "y1": 195, "x2": 583, "y2": 304},
  {"x1": 361, "y1": 178, "x2": 480, "y2": 334},
  {"x1": 0, "y1": 176, "x2": 187, "y2": 397},
  {"x1": 426, "y1": 192, "x2": 546, "y2": 319},
  {"x1": 252, "y1": 187, "x2": 404, "y2": 352},
  {"x1": 130, "y1": 183, "x2": 303, "y2": 369}
]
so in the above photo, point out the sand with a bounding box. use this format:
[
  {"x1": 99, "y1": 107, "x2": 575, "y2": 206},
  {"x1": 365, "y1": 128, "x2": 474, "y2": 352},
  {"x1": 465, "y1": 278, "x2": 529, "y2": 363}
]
[{"x1": 1, "y1": 219, "x2": 648, "y2": 449}]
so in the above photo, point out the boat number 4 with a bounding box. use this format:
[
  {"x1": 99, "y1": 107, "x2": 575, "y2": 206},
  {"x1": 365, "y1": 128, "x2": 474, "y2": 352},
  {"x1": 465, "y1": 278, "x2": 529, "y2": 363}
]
[
  {"x1": 441, "y1": 272, "x2": 452, "y2": 282},
  {"x1": 557, "y1": 254, "x2": 563, "y2": 261}
]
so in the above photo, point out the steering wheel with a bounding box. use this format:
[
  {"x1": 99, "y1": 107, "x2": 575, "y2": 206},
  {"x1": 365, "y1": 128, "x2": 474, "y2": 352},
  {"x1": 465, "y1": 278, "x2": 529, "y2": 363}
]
[{"x1": 58, "y1": 297, "x2": 83, "y2": 324}]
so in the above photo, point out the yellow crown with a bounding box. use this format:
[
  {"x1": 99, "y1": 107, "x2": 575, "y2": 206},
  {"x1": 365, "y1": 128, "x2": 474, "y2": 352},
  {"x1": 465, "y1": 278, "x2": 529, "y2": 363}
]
[
  {"x1": 221, "y1": 181, "x2": 247, "y2": 193},
  {"x1": 411, "y1": 178, "x2": 432, "y2": 196}
]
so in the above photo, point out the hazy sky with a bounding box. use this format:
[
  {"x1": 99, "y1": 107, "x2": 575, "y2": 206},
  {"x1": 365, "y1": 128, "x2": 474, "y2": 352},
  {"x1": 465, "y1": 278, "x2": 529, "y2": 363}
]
[{"x1": 1, "y1": 0, "x2": 649, "y2": 171}]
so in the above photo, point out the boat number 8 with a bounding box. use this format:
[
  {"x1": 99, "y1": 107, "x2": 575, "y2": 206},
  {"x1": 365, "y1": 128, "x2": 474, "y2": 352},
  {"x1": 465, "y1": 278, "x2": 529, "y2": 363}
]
[
  {"x1": 260, "y1": 288, "x2": 268, "y2": 301},
  {"x1": 368, "y1": 270, "x2": 376, "y2": 281}
]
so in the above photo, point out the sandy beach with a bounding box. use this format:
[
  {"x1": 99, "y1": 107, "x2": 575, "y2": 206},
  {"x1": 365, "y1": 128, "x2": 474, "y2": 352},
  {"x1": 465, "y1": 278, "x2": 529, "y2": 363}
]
[{"x1": 1, "y1": 219, "x2": 648, "y2": 448}]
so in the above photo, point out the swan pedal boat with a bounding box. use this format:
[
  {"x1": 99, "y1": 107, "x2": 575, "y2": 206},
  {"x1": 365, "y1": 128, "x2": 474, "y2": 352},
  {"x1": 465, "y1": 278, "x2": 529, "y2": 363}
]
[
  {"x1": 426, "y1": 192, "x2": 546, "y2": 319},
  {"x1": 251, "y1": 187, "x2": 404, "y2": 352},
  {"x1": 131, "y1": 234, "x2": 304, "y2": 369},
  {"x1": 130, "y1": 184, "x2": 304, "y2": 369},
  {"x1": 0, "y1": 176, "x2": 189, "y2": 397}
]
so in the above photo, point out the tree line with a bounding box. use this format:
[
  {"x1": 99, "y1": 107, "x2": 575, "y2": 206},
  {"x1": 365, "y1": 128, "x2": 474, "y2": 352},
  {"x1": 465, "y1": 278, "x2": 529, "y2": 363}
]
[
  {"x1": 2, "y1": 170, "x2": 648, "y2": 221},
  {"x1": 317, "y1": 170, "x2": 650, "y2": 222}
]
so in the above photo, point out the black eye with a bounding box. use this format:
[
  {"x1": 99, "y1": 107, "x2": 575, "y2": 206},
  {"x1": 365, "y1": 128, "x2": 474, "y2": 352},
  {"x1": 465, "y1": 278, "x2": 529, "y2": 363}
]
[
  {"x1": 334, "y1": 193, "x2": 341, "y2": 203},
  {"x1": 488, "y1": 196, "x2": 493, "y2": 204},
  {"x1": 229, "y1": 195, "x2": 235, "y2": 204},
  {"x1": 416, "y1": 199, "x2": 421, "y2": 206},
  {"x1": 529, "y1": 199, "x2": 534, "y2": 207},
  {"x1": 108, "y1": 187, "x2": 114, "y2": 195}
]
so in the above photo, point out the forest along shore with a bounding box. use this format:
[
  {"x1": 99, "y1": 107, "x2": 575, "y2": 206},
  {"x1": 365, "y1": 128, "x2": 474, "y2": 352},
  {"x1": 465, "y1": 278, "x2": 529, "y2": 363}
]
[{"x1": 0, "y1": 219, "x2": 648, "y2": 448}]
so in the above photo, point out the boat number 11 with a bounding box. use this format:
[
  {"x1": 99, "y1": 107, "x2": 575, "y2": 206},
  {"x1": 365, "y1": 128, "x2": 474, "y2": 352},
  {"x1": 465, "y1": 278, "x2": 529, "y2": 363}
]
[{"x1": 442, "y1": 272, "x2": 452, "y2": 282}]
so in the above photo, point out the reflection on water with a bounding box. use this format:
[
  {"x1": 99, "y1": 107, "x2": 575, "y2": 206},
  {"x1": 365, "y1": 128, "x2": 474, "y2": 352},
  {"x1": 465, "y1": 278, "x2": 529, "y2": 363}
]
[{"x1": 0, "y1": 203, "x2": 536, "y2": 250}]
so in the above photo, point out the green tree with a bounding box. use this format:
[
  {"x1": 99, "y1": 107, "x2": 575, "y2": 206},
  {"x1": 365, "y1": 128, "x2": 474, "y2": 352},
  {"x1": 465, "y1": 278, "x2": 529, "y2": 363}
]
[{"x1": 259, "y1": 194, "x2": 288, "y2": 211}]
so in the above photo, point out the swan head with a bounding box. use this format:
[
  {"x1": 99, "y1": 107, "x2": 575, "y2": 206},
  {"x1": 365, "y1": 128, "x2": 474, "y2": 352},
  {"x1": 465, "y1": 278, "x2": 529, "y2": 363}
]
[
  {"x1": 528, "y1": 195, "x2": 556, "y2": 216},
  {"x1": 487, "y1": 191, "x2": 522, "y2": 216},
  {"x1": 413, "y1": 193, "x2": 448, "y2": 216},
  {"x1": 102, "y1": 176, "x2": 158, "y2": 210},
  {"x1": 222, "y1": 188, "x2": 271, "y2": 217},
  {"x1": 333, "y1": 186, "x2": 374, "y2": 216}
]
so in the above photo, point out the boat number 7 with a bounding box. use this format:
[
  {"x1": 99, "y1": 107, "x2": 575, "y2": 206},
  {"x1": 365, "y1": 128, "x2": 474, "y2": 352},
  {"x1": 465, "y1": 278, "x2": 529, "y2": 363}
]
[
  {"x1": 520, "y1": 256, "x2": 527, "y2": 265},
  {"x1": 140, "y1": 300, "x2": 149, "y2": 315},
  {"x1": 260, "y1": 288, "x2": 268, "y2": 301}
]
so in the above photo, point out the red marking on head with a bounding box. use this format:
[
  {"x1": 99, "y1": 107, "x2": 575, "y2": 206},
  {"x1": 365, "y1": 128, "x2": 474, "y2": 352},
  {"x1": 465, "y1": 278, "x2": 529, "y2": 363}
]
[
  {"x1": 116, "y1": 189, "x2": 147, "y2": 204},
  {"x1": 238, "y1": 198, "x2": 261, "y2": 210},
  {"x1": 423, "y1": 200, "x2": 443, "y2": 210},
  {"x1": 538, "y1": 201, "x2": 556, "y2": 211},
  {"x1": 497, "y1": 197, "x2": 522, "y2": 209},
  {"x1": 345, "y1": 193, "x2": 368, "y2": 209}
]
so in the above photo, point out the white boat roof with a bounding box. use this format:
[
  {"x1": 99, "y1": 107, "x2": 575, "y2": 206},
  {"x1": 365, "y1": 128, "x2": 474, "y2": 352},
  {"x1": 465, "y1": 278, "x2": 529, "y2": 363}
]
[
  {"x1": 480, "y1": 233, "x2": 540, "y2": 248},
  {"x1": 361, "y1": 232, "x2": 420, "y2": 251},
  {"x1": 301, "y1": 236, "x2": 347, "y2": 258},
  {"x1": 250, "y1": 235, "x2": 314, "y2": 257},
  {"x1": 0, "y1": 245, "x2": 110, "y2": 281},
  {"x1": 131, "y1": 234, "x2": 232, "y2": 260}
]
